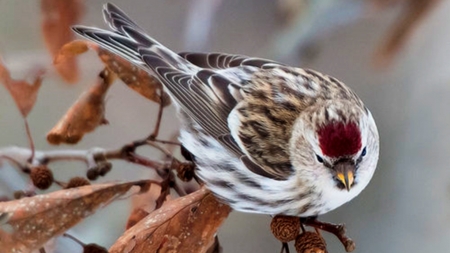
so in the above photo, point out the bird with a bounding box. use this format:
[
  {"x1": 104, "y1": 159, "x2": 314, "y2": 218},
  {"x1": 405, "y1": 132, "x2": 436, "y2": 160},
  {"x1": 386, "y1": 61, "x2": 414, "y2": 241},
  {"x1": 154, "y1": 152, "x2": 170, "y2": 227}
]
[{"x1": 72, "y1": 3, "x2": 379, "y2": 217}]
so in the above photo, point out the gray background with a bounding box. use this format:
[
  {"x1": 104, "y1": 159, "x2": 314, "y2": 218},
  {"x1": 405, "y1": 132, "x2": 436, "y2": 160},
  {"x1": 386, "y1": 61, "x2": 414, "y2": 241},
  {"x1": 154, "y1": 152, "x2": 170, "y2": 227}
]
[{"x1": 1, "y1": 1, "x2": 450, "y2": 252}]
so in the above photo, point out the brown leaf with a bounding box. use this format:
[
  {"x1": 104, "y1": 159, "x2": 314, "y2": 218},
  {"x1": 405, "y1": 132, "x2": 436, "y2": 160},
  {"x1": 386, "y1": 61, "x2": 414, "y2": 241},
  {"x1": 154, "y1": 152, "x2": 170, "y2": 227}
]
[
  {"x1": 126, "y1": 208, "x2": 150, "y2": 230},
  {"x1": 95, "y1": 46, "x2": 171, "y2": 106},
  {"x1": 0, "y1": 230, "x2": 17, "y2": 252},
  {"x1": 0, "y1": 180, "x2": 153, "y2": 253},
  {"x1": 53, "y1": 40, "x2": 91, "y2": 65},
  {"x1": 41, "y1": 0, "x2": 84, "y2": 83},
  {"x1": 109, "y1": 187, "x2": 231, "y2": 253},
  {"x1": 54, "y1": 39, "x2": 170, "y2": 105},
  {"x1": 126, "y1": 184, "x2": 161, "y2": 230},
  {"x1": 373, "y1": 0, "x2": 442, "y2": 66},
  {"x1": 0, "y1": 60, "x2": 44, "y2": 118},
  {"x1": 46, "y1": 68, "x2": 115, "y2": 145}
]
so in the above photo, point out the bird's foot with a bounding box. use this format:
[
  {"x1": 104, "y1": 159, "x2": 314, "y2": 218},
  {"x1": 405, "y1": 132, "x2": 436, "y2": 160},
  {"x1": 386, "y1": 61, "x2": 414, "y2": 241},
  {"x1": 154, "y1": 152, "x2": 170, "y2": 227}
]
[{"x1": 301, "y1": 217, "x2": 355, "y2": 252}]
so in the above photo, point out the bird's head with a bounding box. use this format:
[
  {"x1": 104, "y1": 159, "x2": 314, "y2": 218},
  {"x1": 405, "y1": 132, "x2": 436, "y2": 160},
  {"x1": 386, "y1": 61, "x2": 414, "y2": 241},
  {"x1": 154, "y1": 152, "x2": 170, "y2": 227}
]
[
  {"x1": 316, "y1": 121, "x2": 364, "y2": 191},
  {"x1": 290, "y1": 100, "x2": 379, "y2": 194}
]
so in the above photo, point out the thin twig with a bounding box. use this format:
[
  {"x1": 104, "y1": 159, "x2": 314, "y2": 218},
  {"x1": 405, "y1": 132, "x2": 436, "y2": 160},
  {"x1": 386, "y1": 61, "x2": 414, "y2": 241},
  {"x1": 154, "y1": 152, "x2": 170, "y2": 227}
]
[
  {"x1": 0, "y1": 154, "x2": 25, "y2": 168},
  {"x1": 146, "y1": 140, "x2": 173, "y2": 157},
  {"x1": 127, "y1": 153, "x2": 164, "y2": 169},
  {"x1": 155, "y1": 170, "x2": 171, "y2": 209},
  {"x1": 63, "y1": 233, "x2": 85, "y2": 246},
  {"x1": 23, "y1": 118, "x2": 35, "y2": 162},
  {"x1": 302, "y1": 217, "x2": 356, "y2": 252},
  {"x1": 280, "y1": 242, "x2": 290, "y2": 253},
  {"x1": 152, "y1": 139, "x2": 181, "y2": 146},
  {"x1": 37, "y1": 150, "x2": 95, "y2": 165},
  {"x1": 0, "y1": 143, "x2": 166, "y2": 172},
  {"x1": 172, "y1": 182, "x2": 187, "y2": 197},
  {"x1": 53, "y1": 180, "x2": 66, "y2": 188},
  {"x1": 148, "y1": 94, "x2": 165, "y2": 140}
]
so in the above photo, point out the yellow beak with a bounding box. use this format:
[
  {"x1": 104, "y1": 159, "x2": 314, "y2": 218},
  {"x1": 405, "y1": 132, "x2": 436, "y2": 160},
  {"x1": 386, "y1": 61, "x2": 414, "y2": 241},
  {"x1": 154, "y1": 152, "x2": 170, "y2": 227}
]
[
  {"x1": 334, "y1": 160, "x2": 356, "y2": 192},
  {"x1": 336, "y1": 170, "x2": 354, "y2": 192}
]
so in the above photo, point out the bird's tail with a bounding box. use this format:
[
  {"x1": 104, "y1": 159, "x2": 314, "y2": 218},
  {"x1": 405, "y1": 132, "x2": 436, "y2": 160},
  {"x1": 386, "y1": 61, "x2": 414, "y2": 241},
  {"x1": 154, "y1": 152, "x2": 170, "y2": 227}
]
[{"x1": 72, "y1": 3, "x2": 198, "y2": 74}]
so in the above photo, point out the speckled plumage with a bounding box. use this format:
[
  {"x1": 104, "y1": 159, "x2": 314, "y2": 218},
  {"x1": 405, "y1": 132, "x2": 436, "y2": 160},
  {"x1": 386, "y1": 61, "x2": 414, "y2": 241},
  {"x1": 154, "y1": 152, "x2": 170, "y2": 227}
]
[
  {"x1": 230, "y1": 67, "x2": 365, "y2": 180},
  {"x1": 72, "y1": 3, "x2": 379, "y2": 217}
]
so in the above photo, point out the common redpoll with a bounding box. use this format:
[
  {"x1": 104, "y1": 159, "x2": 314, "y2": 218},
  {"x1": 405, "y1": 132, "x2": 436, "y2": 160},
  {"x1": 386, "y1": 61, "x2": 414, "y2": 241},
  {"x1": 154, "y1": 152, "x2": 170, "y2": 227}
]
[{"x1": 73, "y1": 3, "x2": 379, "y2": 217}]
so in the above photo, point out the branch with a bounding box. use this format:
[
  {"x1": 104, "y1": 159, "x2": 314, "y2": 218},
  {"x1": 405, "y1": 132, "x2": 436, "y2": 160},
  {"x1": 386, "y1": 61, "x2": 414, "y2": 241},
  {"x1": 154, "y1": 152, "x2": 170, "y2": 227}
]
[
  {"x1": 302, "y1": 217, "x2": 355, "y2": 252},
  {"x1": 0, "y1": 138, "x2": 171, "y2": 171}
]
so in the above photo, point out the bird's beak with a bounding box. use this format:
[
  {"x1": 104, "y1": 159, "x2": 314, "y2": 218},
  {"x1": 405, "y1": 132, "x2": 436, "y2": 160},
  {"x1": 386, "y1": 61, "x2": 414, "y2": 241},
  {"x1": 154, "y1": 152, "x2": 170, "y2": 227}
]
[{"x1": 334, "y1": 160, "x2": 355, "y2": 192}]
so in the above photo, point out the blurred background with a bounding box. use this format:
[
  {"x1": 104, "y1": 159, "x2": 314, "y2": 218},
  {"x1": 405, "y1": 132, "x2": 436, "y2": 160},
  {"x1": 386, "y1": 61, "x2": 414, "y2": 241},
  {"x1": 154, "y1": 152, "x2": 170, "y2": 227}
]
[{"x1": 1, "y1": 0, "x2": 450, "y2": 252}]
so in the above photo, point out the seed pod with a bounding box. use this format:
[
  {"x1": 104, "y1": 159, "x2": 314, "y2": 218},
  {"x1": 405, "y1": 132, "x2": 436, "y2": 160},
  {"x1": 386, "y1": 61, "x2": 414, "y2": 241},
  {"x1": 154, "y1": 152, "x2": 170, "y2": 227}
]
[
  {"x1": 97, "y1": 161, "x2": 112, "y2": 176},
  {"x1": 270, "y1": 215, "x2": 301, "y2": 242},
  {"x1": 83, "y1": 243, "x2": 108, "y2": 253},
  {"x1": 86, "y1": 168, "x2": 99, "y2": 180},
  {"x1": 66, "y1": 177, "x2": 91, "y2": 188},
  {"x1": 13, "y1": 191, "x2": 25, "y2": 199},
  {"x1": 30, "y1": 165, "x2": 54, "y2": 190},
  {"x1": 176, "y1": 162, "x2": 196, "y2": 182},
  {"x1": 13, "y1": 190, "x2": 34, "y2": 199},
  {"x1": 295, "y1": 231, "x2": 328, "y2": 253}
]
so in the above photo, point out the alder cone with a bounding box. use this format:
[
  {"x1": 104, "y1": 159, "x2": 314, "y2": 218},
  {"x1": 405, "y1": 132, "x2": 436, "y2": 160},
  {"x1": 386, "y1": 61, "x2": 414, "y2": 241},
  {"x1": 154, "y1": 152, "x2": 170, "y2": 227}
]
[
  {"x1": 86, "y1": 168, "x2": 99, "y2": 181},
  {"x1": 30, "y1": 165, "x2": 54, "y2": 190},
  {"x1": 295, "y1": 231, "x2": 328, "y2": 253},
  {"x1": 13, "y1": 191, "x2": 25, "y2": 199},
  {"x1": 176, "y1": 162, "x2": 196, "y2": 182},
  {"x1": 97, "y1": 161, "x2": 112, "y2": 176},
  {"x1": 13, "y1": 190, "x2": 34, "y2": 199},
  {"x1": 83, "y1": 243, "x2": 108, "y2": 253},
  {"x1": 66, "y1": 177, "x2": 90, "y2": 188},
  {"x1": 270, "y1": 215, "x2": 301, "y2": 242}
]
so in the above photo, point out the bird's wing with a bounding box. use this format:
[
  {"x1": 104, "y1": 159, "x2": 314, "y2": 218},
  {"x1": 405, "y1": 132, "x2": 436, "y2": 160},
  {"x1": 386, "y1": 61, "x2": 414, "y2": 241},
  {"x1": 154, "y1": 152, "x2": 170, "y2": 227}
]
[
  {"x1": 179, "y1": 52, "x2": 281, "y2": 70},
  {"x1": 73, "y1": 3, "x2": 292, "y2": 180}
]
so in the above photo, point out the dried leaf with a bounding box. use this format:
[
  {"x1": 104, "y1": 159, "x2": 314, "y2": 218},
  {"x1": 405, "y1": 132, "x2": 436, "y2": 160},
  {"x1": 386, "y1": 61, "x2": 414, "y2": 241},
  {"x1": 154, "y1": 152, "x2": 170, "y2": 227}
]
[
  {"x1": 109, "y1": 187, "x2": 231, "y2": 253},
  {"x1": 126, "y1": 185, "x2": 161, "y2": 230},
  {"x1": 126, "y1": 208, "x2": 150, "y2": 230},
  {"x1": 54, "y1": 39, "x2": 170, "y2": 105},
  {"x1": 96, "y1": 46, "x2": 171, "y2": 106},
  {"x1": 41, "y1": 0, "x2": 84, "y2": 83},
  {"x1": 46, "y1": 68, "x2": 115, "y2": 145},
  {"x1": 53, "y1": 40, "x2": 91, "y2": 65},
  {"x1": 0, "y1": 180, "x2": 152, "y2": 253},
  {"x1": 373, "y1": 0, "x2": 442, "y2": 66},
  {"x1": 0, "y1": 60, "x2": 44, "y2": 118},
  {"x1": 0, "y1": 230, "x2": 16, "y2": 251}
]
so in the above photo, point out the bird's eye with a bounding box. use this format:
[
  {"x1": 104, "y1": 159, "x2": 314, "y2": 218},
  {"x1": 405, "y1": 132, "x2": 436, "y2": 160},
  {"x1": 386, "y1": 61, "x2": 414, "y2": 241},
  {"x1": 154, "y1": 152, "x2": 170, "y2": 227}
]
[
  {"x1": 361, "y1": 147, "x2": 367, "y2": 157},
  {"x1": 316, "y1": 154, "x2": 324, "y2": 163}
]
